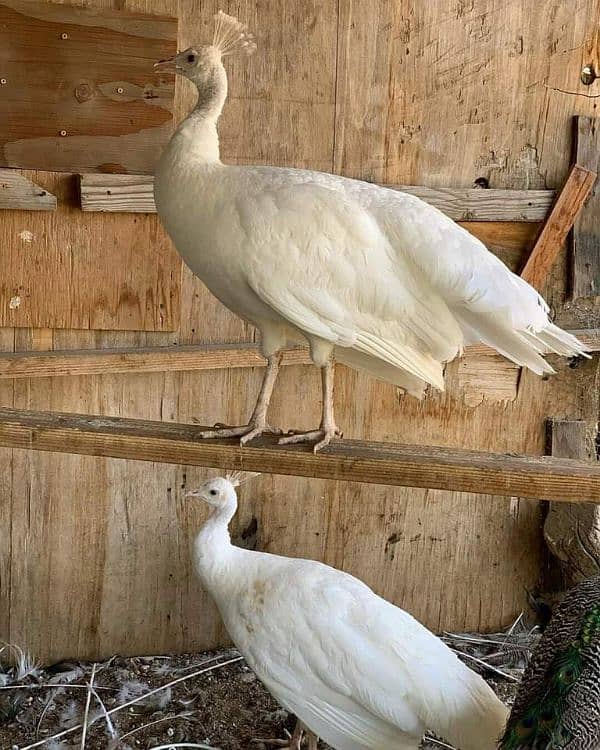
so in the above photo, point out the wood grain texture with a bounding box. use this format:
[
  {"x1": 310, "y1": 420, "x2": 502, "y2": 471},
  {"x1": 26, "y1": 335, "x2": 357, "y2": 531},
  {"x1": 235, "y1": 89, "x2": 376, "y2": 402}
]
[
  {"x1": 544, "y1": 418, "x2": 600, "y2": 587},
  {"x1": 0, "y1": 172, "x2": 181, "y2": 329},
  {"x1": 0, "y1": 0, "x2": 177, "y2": 173},
  {"x1": 0, "y1": 168, "x2": 56, "y2": 210},
  {"x1": 572, "y1": 117, "x2": 600, "y2": 298},
  {"x1": 80, "y1": 172, "x2": 554, "y2": 220},
  {"x1": 1, "y1": 407, "x2": 599, "y2": 502},
  {"x1": 521, "y1": 165, "x2": 596, "y2": 290},
  {"x1": 1, "y1": 328, "x2": 598, "y2": 380},
  {"x1": 2, "y1": 0, "x2": 600, "y2": 664}
]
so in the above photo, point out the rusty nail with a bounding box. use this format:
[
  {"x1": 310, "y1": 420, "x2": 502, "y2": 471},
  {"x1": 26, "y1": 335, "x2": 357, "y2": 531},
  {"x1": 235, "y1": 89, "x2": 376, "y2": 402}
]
[
  {"x1": 61, "y1": 32, "x2": 69, "y2": 40},
  {"x1": 581, "y1": 65, "x2": 597, "y2": 86},
  {"x1": 59, "y1": 129, "x2": 67, "y2": 137}
]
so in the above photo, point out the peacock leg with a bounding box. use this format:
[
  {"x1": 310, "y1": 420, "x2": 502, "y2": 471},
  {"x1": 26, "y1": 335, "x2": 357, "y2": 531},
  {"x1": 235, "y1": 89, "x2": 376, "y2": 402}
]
[
  {"x1": 278, "y1": 358, "x2": 341, "y2": 453},
  {"x1": 197, "y1": 352, "x2": 283, "y2": 442}
]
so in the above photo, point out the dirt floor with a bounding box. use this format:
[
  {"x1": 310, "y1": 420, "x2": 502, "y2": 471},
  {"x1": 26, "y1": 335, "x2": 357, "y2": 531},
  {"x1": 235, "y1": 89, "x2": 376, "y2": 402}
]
[{"x1": 0, "y1": 623, "x2": 534, "y2": 750}]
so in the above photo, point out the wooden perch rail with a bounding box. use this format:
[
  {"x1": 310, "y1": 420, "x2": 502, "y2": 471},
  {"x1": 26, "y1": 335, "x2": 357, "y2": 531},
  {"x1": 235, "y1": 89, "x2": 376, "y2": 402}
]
[
  {"x1": 0, "y1": 408, "x2": 599, "y2": 502},
  {"x1": 0, "y1": 329, "x2": 598, "y2": 379},
  {"x1": 79, "y1": 173, "x2": 555, "y2": 222}
]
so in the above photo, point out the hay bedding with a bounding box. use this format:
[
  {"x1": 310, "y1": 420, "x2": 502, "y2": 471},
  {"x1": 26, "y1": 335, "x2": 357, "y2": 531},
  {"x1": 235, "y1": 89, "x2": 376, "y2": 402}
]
[{"x1": 0, "y1": 618, "x2": 537, "y2": 750}]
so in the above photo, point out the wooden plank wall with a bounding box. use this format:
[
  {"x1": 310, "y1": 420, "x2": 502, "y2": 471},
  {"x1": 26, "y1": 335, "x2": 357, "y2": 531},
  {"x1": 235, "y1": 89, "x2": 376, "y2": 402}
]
[{"x1": 1, "y1": 0, "x2": 600, "y2": 663}]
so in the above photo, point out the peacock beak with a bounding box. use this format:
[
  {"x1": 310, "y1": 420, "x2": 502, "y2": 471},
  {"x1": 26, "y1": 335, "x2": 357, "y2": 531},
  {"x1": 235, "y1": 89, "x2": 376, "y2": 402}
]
[{"x1": 154, "y1": 55, "x2": 178, "y2": 71}]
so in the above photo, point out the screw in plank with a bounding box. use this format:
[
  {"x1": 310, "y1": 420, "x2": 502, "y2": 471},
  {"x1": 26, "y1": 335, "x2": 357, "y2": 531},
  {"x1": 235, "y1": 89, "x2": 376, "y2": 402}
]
[
  {"x1": 0, "y1": 78, "x2": 6, "y2": 85},
  {"x1": 117, "y1": 86, "x2": 124, "y2": 94},
  {"x1": 61, "y1": 32, "x2": 69, "y2": 40},
  {"x1": 59, "y1": 129, "x2": 67, "y2": 137},
  {"x1": 581, "y1": 65, "x2": 597, "y2": 86}
]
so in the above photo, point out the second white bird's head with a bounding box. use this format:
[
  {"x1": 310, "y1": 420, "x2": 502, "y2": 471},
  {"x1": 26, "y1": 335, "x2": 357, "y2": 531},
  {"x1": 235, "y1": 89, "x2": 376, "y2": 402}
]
[
  {"x1": 186, "y1": 476, "x2": 238, "y2": 509},
  {"x1": 154, "y1": 10, "x2": 256, "y2": 87},
  {"x1": 185, "y1": 471, "x2": 260, "y2": 509}
]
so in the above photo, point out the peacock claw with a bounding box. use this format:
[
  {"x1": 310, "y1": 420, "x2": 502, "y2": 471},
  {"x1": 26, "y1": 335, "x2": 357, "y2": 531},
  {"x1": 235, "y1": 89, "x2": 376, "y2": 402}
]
[
  {"x1": 196, "y1": 423, "x2": 283, "y2": 442},
  {"x1": 278, "y1": 427, "x2": 342, "y2": 453}
]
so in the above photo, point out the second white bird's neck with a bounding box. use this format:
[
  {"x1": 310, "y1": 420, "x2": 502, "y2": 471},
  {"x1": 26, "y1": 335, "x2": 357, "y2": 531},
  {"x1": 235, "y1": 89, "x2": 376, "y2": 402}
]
[{"x1": 193, "y1": 502, "x2": 237, "y2": 590}]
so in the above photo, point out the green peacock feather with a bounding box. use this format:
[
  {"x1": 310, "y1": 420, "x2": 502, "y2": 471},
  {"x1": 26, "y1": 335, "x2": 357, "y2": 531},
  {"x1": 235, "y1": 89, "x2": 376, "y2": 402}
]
[{"x1": 500, "y1": 603, "x2": 600, "y2": 749}]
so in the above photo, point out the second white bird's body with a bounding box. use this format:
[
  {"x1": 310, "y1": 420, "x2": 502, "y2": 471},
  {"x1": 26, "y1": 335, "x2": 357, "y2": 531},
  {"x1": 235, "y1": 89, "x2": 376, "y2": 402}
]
[{"x1": 191, "y1": 477, "x2": 509, "y2": 750}]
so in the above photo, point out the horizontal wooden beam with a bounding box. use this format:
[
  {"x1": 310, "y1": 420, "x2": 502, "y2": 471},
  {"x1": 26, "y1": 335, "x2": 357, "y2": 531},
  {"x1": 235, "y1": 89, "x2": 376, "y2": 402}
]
[
  {"x1": 0, "y1": 408, "x2": 598, "y2": 501},
  {"x1": 79, "y1": 173, "x2": 555, "y2": 222},
  {"x1": 0, "y1": 168, "x2": 57, "y2": 211},
  {"x1": 0, "y1": 330, "x2": 597, "y2": 380}
]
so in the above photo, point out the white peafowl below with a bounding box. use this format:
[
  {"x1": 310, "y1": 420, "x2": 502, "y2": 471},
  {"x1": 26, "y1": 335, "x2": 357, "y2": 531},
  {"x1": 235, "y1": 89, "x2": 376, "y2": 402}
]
[
  {"x1": 154, "y1": 12, "x2": 587, "y2": 452},
  {"x1": 186, "y1": 473, "x2": 509, "y2": 750}
]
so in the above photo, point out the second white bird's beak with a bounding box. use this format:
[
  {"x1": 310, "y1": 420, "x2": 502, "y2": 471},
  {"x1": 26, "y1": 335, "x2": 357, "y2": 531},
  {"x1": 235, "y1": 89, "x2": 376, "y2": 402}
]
[{"x1": 185, "y1": 489, "x2": 202, "y2": 498}]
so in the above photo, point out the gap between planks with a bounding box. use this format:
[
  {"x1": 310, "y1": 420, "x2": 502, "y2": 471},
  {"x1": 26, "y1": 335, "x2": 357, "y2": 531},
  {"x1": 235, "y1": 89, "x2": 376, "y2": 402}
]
[
  {"x1": 0, "y1": 407, "x2": 598, "y2": 502},
  {"x1": 79, "y1": 173, "x2": 555, "y2": 222},
  {"x1": 0, "y1": 330, "x2": 598, "y2": 379}
]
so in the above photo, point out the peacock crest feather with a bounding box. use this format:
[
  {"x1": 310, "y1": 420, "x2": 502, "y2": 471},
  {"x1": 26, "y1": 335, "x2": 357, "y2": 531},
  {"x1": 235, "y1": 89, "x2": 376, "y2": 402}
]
[{"x1": 500, "y1": 596, "x2": 600, "y2": 749}]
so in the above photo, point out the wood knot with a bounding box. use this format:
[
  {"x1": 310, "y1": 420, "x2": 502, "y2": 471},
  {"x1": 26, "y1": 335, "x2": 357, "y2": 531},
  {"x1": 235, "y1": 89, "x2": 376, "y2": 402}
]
[{"x1": 74, "y1": 82, "x2": 95, "y2": 103}]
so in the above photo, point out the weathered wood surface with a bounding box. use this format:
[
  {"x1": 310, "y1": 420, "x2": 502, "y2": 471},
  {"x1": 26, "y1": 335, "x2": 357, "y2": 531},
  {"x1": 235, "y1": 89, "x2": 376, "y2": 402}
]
[
  {"x1": 0, "y1": 172, "x2": 181, "y2": 330},
  {"x1": 0, "y1": 328, "x2": 598, "y2": 380},
  {"x1": 2, "y1": 0, "x2": 600, "y2": 665},
  {"x1": 80, "y1": 172, "x2": 554, "y2": 221},
  {"x1": 0, "y1": 0, "x2": 177, "y2": 174},
  {"x1": 0, "y1": 168, "x2": 56, "y2": 211},
  {"x1": 1, "y1": 408, "x2": 599, "y2": 503},
  {"x1": 521, "y1": 165, "x2": 596, "y2": 290},
  {"x1": 544, "y1": 418, "x2": 600, "y2": 586},
  {"x1": 572, "y1": 117, "x2": 600, "y2": 298}
]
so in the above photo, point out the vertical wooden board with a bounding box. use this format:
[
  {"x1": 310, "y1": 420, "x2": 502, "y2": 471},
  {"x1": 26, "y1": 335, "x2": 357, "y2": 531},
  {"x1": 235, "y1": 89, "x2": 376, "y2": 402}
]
[
  {"x1": 0, "y1": 0, "x2": 177, "y2": 174},
  {"x1": 0, "y1": 172, "x2": 181, "y2": 330},
  {"x1": 572, "y1": 117, "x2": 600, "y2": 298},
  {"x1": 0, "y1": 329, "x2": 14, "y2": 645},
  {"x1": 543, "y1": 418, "x2": 600, "y2": 588}
]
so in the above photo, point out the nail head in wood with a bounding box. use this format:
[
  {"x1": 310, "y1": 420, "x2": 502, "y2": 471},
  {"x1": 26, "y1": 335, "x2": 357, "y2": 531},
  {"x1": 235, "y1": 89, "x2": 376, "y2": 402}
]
[{"x1": 581, "y1": 65, "x2": 597, "y2": 86}]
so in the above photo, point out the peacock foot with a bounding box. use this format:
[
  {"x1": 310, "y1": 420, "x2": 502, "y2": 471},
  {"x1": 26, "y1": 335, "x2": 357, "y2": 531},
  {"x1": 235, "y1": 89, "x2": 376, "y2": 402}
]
[
  {"x1": 278, "y1": 426, "x2": 342, "y2": 453},
  {"x1": 195, "y1": 421, "x2": 283, "y2": 444}
]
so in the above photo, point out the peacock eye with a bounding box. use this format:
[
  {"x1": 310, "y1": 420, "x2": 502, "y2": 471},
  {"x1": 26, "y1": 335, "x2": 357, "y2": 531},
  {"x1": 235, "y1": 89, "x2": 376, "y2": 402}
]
[
  {"x1": 209, "y1": 489, "x2": 217, "y2": 496},
  {"x1": 187, "y1": 53, "x2": 197, "y2": 64}
]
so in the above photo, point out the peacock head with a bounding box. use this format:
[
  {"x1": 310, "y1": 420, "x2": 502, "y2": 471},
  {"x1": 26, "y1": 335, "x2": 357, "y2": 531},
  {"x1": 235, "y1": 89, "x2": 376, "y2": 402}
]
[{"x1": 154, "y1": 11, "x2": 256, "y2": 89}]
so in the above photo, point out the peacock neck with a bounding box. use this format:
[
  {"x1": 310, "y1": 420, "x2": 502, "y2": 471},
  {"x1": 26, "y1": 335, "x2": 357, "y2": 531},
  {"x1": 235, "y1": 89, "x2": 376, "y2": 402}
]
[{"x1": 170, "y1": 68, "x2": 228, "y2": 166}]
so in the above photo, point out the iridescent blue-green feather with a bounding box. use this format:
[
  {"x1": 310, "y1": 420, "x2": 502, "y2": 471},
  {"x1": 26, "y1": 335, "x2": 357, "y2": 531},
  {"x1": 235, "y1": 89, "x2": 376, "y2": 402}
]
[{"x1": 500, "y1": 579, "x2": 600, "y2": 750}]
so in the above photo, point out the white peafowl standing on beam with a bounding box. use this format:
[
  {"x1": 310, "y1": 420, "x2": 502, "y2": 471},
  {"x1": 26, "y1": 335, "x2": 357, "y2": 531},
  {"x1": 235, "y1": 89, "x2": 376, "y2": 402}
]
[
  {"x1": 186, "y1": 473, "x2": 509, "y2": 750},
  {"x1": 154, "y1": 11, "x2": 587, "y2": 452}
]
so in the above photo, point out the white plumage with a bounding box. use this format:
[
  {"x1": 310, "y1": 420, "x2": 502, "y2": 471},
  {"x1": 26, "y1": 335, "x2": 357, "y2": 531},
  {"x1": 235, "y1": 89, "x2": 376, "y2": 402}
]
[
  {"x1": 187, "y1": 474, "x2": 509, "y2": 750},
  {"x1": 154, "y1": 12, "x2": 587, "y2": 450}
]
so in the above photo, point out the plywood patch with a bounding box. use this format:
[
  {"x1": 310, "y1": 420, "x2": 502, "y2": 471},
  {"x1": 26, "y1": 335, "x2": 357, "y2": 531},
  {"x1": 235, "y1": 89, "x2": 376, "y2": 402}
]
[
  {"x1": 0, "y1": 0, "x2": 177, "y2": 174},
  {"x1": 448, "y1": 352, "x2": 522, "y2": 406}
]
